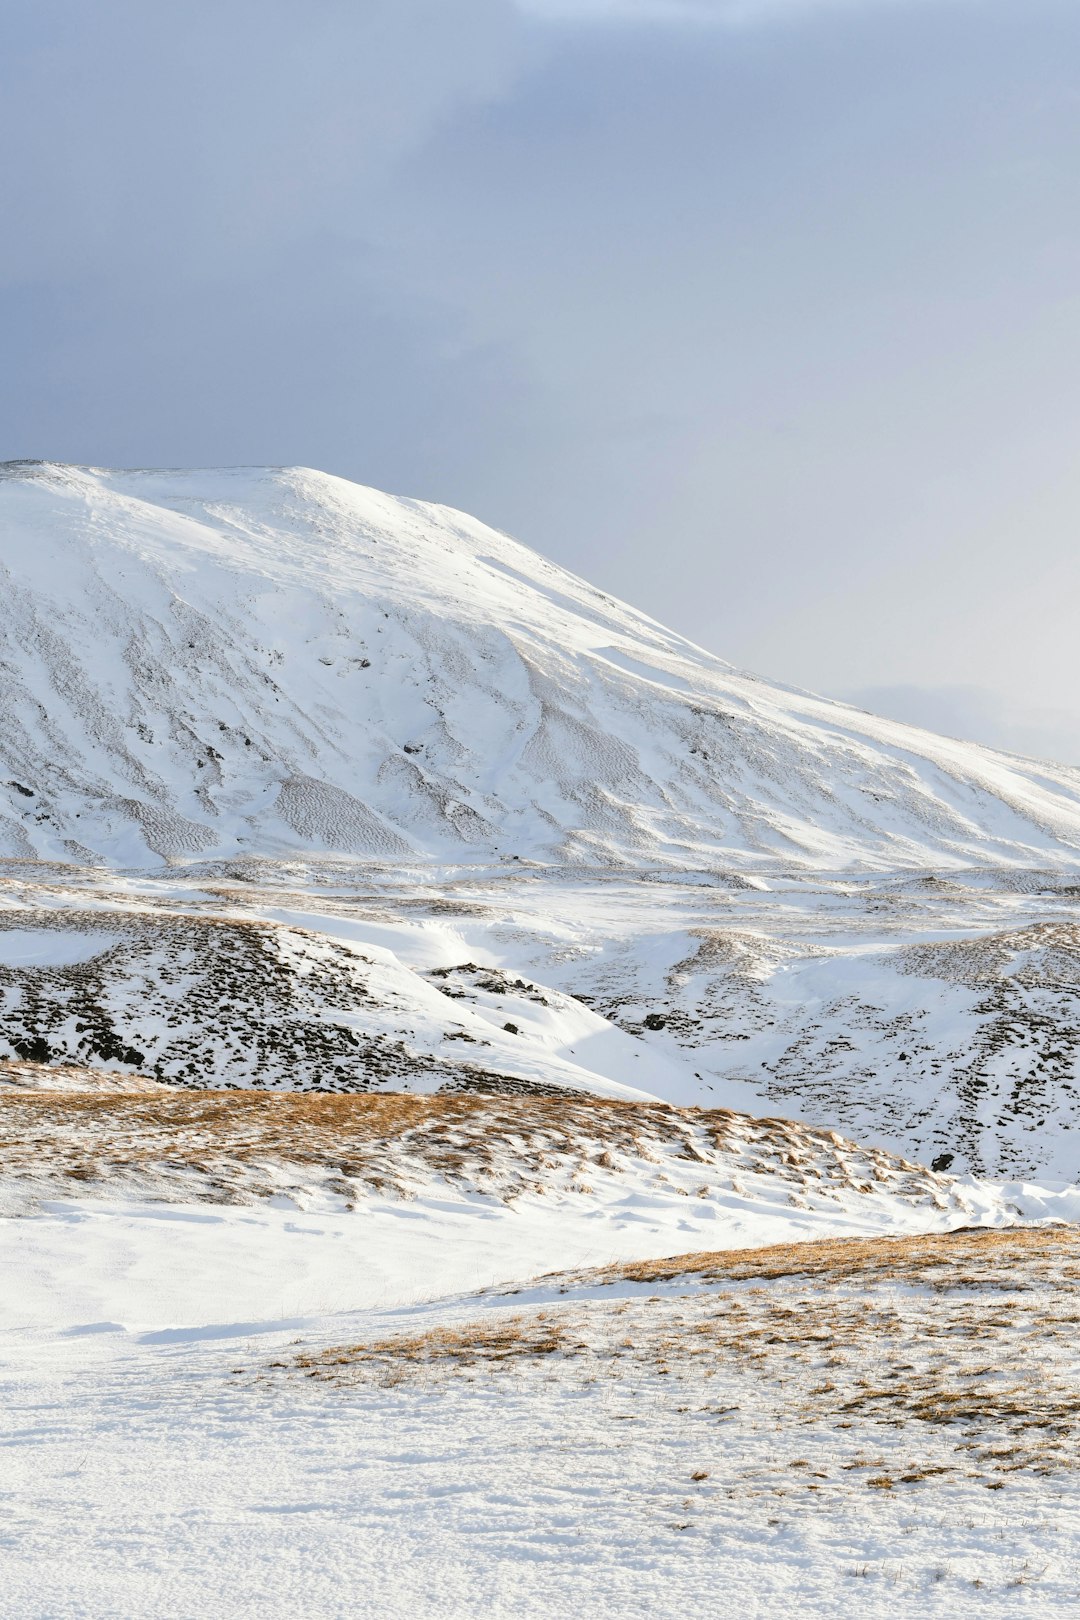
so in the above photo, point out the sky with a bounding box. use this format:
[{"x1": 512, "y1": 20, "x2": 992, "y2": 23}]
[{"x1": 3, "y1": 0, "x2": 1080, "y2": 763}]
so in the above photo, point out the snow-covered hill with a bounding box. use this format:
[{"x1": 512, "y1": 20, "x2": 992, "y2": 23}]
[
  {"x1": 4, "y1": 459, "x2": 1080, "y2": 872},
  {"x1": 4, "y1": 820, "x2": 1080, "y2": 1178}
]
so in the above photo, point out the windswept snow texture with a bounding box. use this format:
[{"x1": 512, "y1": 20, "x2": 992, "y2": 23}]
[
  {"x1": 4, "y1": 460, "x2": 1080, "y2": 871},
  {"x1": 7, "y1": 1227, "x2": 1080, "y2": 1619}
]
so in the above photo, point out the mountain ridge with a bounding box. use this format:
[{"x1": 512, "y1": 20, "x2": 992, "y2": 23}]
[{"x1": 3, "y1": 458, "x2": 1080, "y2": 872}]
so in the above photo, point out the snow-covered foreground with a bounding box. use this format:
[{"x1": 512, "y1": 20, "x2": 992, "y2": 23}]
[
  {"x1": 4, "y1": 1082, "x2": 1077, "y2": 1616},
  {"x1": 4, "y1": 1224, "x2": 1080, "y2": 1618},
  {"x1": 3, "y1": 1082, "x2": 1078, "y2": 1618},
  {"x1": 11, "y1": 1082, "x2": 1064, "y2": 1328},
  {"x1": 0, "y1": 1179, "x2": 1003, "y2": 1338}
]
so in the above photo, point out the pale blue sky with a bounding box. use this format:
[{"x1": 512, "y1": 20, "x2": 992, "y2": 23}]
[{"x1": 3, "y1": 0, "x2": 1079, "y2": 761}]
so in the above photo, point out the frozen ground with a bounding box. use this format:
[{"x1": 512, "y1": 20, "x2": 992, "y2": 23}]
[
  {"x1": 4, "y1": 1223, "x2": 1080, "y2": 1618},
  {"x1": 3, "y1": 1079, "x2": 1077, "y2": 1616},
  {"x1": 3, "y1": 1080, "x2": 1079, "y2": 1617},
  {"x1": 10, "y1": 1083, "x2": 1061, "y2": 1321}
]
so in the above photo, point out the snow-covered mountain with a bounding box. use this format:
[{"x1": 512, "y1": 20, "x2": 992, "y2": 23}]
[
  {"x1": 4, "y1": 459, "x2": 1080, "y2": 872},
  {"x1": 5, "y1": 461, "x2": 1080, "y2": 1180}
]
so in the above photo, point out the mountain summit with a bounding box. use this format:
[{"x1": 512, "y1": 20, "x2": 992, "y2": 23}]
[{"x1": 3, "y1": 460, "x2": 1079, "y2": 871}]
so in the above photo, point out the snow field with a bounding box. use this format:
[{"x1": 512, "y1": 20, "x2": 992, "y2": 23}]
[{"x1": 3, "y1": 1229, "x2": 1079, "y2": 1619}]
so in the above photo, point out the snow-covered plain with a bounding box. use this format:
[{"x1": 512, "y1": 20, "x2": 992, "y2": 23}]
[
  {"x1": 4, "y1": 1068, "x2": 1078, "y2": 1619},
  {"x1": 3, "y1": 462, "x2": 1080, "y2": 1615},
  {"x1": 9, "y1": 1074, "x2": 1074, "y2": 1619}
]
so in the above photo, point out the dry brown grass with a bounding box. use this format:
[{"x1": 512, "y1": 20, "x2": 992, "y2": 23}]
[
  {"x1": 582, "y1": 1224, "x2": 1080, "y2": 1290},
  {"x1": 269, "y1": 1225, "x2": 1080, "y2": 1486},
  {"x1": 0, "y1": 1058, "x2": 161, "y2": 1093},
  {"x1": 290, "y1": 1314, "x2": 570, "y2": 1382},
  {"x1": 0, "y1": 1082, "x2": 955, "y2": 1209}
]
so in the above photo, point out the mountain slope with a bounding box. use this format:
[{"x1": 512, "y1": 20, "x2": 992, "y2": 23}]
[{"x1": 3, "y1": 460, "x2": 1080, "y2": 871}]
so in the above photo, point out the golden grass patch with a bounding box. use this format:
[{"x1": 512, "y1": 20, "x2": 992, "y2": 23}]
[
  {"x1": 582, "y1": 1225, "x2": 1080, "y2": 1290},
  {"x1": 268, "y1": 1223, "x2": 1080, "y2": 1488},
  {"x1": 289, "y1": 1314, "x2": 571, "y2": 1383},
  {"x1": 0, "y1": 1084, "x2": 957, "y2": 1209}
]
